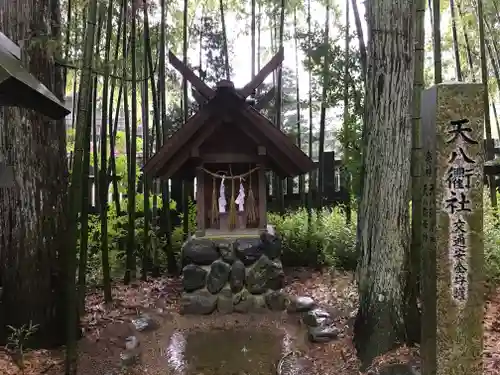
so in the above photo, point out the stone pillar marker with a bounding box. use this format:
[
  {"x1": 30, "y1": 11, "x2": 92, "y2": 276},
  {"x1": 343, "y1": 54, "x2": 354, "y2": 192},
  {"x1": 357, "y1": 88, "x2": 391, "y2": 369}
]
[{"x1": 420, "y1": 83, "x2": 484, "y2": 375}]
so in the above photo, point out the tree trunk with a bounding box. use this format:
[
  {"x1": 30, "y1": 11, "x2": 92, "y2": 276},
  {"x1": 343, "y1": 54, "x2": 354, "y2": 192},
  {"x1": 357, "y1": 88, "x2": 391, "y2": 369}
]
[
  {"x1": 276, "y1": 0, "x2": 285, "y2": 214},
  {"x1": 294, "y1": 9, "x2": 305, "y2": 205},
  {"x1": 477, "y1": 0, "x2": 498, "y2": 207},
  {"x1": 125, "y1": 0, "x2": 138, "y2": 284},
  {"x1": 342, "y1": 0, "x2": 352, "y2": 224},
  {"x1": 317, "y1": 0, "x2": 330, "y2": 210},
  {"x1": 219, "y1": 0, "x2": 230, "y2": 80},
  {"x1": 182, "y1": 0, "x2": 190, "y2": 240},
  {"x1": 432, "y1": 0, "x2": 442, "y2": 83},
  {"x1": 66, "y1": 0, "x2": 99, "y2": 370},
  {"x1": 457, "y1": 0, "x2": 476, "y2": 81},
  {"x1": 100, "y1": 0, "x2": 114, "y2": 302},
  {"x1": 142, "y1": 0, "x2": 151, "y2": 280},
  {"x1": 354, "y1": 0, "x2": 417, "y2": 368},
  {"x1": 0, "y1": 0, "x2": 68, "y2": 348},
  {"x1": 350, "y1": 0, "x2": 366, "y2": 82},
  {"x1": 450, "y1": 0, "x2": 463, "y2": 80},
  {"x1": 306, "y1": 0, "x2": 314, "y2": 223}
]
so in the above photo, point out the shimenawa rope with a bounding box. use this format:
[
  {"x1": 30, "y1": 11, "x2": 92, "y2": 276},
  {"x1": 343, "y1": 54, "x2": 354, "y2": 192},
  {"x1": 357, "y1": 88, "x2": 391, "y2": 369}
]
[{"x1": 205, "y1": 165, "x2": 259, "y2": 228}]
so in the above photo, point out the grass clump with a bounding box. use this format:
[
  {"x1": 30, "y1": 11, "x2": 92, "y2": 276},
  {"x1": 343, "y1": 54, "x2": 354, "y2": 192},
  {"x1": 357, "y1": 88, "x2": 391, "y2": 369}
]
[
  {"x1": 269, "y1": 207, "x2": 357, "y2": 270},
  {"x1": 484, "y1": 196, "x2": 500, "y2": 290}
]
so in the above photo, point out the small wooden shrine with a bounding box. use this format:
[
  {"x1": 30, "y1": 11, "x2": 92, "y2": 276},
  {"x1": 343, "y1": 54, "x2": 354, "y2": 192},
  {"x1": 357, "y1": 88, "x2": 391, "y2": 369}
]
[{"x1": 143, "y1": 48, "x2": 315, "y2": 237}]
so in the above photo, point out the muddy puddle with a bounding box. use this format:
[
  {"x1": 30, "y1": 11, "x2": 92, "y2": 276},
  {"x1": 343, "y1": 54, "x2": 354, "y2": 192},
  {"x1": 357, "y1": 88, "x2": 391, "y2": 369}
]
[
  {"x1": 77, "y1": 313, "x2": 310, "y2": 375},
  {"x1": 164, "y1": 328, "x2": 299, "y2": 374}
]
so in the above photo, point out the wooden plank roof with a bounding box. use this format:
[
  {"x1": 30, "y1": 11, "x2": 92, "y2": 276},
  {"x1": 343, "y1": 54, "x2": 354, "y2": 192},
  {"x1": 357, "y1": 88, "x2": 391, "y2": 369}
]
[{"x1": 143, "y1": 85, "x2": 316, "y2": 178}]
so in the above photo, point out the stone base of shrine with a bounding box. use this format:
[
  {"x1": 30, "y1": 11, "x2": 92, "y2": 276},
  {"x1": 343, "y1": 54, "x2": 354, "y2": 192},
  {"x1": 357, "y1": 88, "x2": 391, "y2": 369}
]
[{"x1": 179, "y1": 229, "x2": 287, "y2": 314}]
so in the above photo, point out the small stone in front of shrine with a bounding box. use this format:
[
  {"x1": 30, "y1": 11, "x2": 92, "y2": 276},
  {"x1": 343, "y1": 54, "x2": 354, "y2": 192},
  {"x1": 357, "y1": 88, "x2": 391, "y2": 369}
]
[
  {"x1": 302, "y1": 308, "x2": 333, "y2": 327},
  {"x1": 287, "y1": 296, "x2": 316, "y2": 313},
  {"x1": 308, "y1": 325, "x2": 340, "y2": 343},
  {"x1": 131, "y1": 314, "x2": 158, "y2": 332}
]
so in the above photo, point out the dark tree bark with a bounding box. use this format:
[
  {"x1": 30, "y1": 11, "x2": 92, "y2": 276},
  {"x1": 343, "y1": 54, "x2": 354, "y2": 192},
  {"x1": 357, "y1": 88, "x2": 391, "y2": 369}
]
[
  {"x1": 354, "y1": 0, "x2": 419, "y2": 368},
  {"x1": 0, "y1": 0, "x2": 69, "y2": 347}
]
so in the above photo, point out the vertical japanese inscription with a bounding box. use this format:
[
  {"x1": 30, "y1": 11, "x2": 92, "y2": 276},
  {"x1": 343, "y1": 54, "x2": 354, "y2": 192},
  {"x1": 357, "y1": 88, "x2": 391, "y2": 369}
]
[
  {"x1": 443, "y1": 118, "x2": 477, "y2": 305},
  {"x1": 422, "y1": 151, "x2": 435, "y2": 246}
]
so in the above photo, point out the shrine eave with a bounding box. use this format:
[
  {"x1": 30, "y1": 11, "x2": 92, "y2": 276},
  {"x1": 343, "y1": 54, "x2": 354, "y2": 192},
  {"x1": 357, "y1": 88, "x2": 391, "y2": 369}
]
[{"x1": 0, "y1": 46, "x2": 70, "y2": 120}]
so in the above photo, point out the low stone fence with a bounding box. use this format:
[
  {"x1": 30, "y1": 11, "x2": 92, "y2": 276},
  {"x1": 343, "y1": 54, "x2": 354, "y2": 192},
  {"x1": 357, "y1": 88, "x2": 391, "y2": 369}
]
[{"x1": 180, "y1": 232, "x2": 287, "y2": 314}]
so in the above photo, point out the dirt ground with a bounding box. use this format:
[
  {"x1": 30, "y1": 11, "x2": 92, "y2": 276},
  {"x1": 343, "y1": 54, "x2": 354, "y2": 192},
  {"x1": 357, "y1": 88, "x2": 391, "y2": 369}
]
[{"x1": 0, "y1": 268, "x2": 499, "y2": 375}]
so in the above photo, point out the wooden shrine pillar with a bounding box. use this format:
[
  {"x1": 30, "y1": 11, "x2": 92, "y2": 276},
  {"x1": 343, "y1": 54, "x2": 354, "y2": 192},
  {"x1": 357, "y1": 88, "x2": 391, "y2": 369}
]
[
  {"x1": 258, "y1": 146, "x2": 267, "y2": 230},
  {"x1": 195, "y1": 165, "x2": 205, "y2": 237}
]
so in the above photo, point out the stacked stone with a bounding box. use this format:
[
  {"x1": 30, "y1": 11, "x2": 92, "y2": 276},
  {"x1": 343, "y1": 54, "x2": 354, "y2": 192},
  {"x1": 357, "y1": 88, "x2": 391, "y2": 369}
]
[{"x1": 180, "y1": 231, "x2": 287, "y2": 314}]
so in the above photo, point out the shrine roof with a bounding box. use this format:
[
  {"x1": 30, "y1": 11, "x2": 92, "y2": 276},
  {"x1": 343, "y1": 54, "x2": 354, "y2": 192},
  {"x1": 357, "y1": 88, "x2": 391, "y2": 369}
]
[{"x1": 143, "y1": 84, "x2": 316, "y2": 178}]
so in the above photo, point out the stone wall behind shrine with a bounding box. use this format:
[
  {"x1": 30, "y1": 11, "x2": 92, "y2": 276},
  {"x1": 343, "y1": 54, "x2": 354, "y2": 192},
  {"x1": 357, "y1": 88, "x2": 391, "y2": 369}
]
[{"x1": 179, "y1": 231, "x2": 287, "y2": 314}]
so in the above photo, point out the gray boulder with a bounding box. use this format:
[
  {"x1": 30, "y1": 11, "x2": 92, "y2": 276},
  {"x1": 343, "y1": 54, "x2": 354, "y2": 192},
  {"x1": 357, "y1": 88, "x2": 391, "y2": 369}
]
[
  {"x1": 251, "y1": 294, "x2": 268, "y2": 313},
  {"x1": 214, "y1": 239, "x2": 237, "y2": 264},
  {"x1": 287, "y1": 296, "x2": 316, "y2": 313},
  {"x1": 302, "y1": 308, "x2": 333, "y2": 327},
  {"x1": 180, "y1": 290, "x2": 218, "y2": 315},
  {"x1": 377, "y1": 363, "x2": 420, "y2": 375},
  {"x1": 217, "y1": 288, "x2": 234, "y2": 314},
  {"x1": 182, "y1": 239, "x2": 219, "y2": 265},
  {"x1": 233, "y1": 289, "x2": 254, "y2": 313},
  {"x1": 182, "y1": 264, "x2": 207, "y2": 292},
  {"x1": 120, "y1": 350, "x2": 140, "y2": 366},
  {"x1": 259, "y1": 231, "x2": 281, "y2": 259},
  {"x1": 308, "y1": 325, "x2": 340, "y2": 343},
  {"x1": 234, "y1": 238, "x2": 264, "y2": 266},
  {"x1": 246, "y1": 255, "x2": 284, "y2": 294},
  {"x1": 207, "y1": 260, "x2": 231, "y2": 294},
  {"x1": 229, "y1": 259, "x2": 246, "y2": 293},
  {"x1": 131, "y1": 314, "x2": 158, "y2": 332},
  {"x1": 125, "y1": 336, "x2": 139, "y2": 350},
  {"x1": 265, "y1": 290, "x2": 288, "y2": 311}
]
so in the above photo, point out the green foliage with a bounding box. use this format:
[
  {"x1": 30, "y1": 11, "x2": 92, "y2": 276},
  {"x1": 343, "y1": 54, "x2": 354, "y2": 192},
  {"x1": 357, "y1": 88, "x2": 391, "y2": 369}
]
[
  {"x1": 6, "y1": 321, "x2": 39, "y2": 369},
  {"x1": 269, "y1": 207, "x2": 357, "y2": 269},
  {"x1": 267, "y1": 198, "x2": 500, "y2": 293},
  {"x1": 334, "y1": 115, "x2": 363, "y2": 197},
  {"x1": 171, "y1": 197, "x2": 198, "y2": 253},
  {"x1": 81, "y1": 188, "x2": 500, "y2": 294},
  {"x1": 298, "y1": 24, "x2": 364, "y2": 197},
  {"x1": 191, "y1": 15, "x2": 234, "y2": 86},
  {"x1": 81, "y1": 193, "x2": 176, "y2": 283},
  {"x1": 298, "y1": 26, "x2": 363, "y2": 107},
  {"x1": 484, "y1": 194, "x2": 500, "y2": 290}
]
